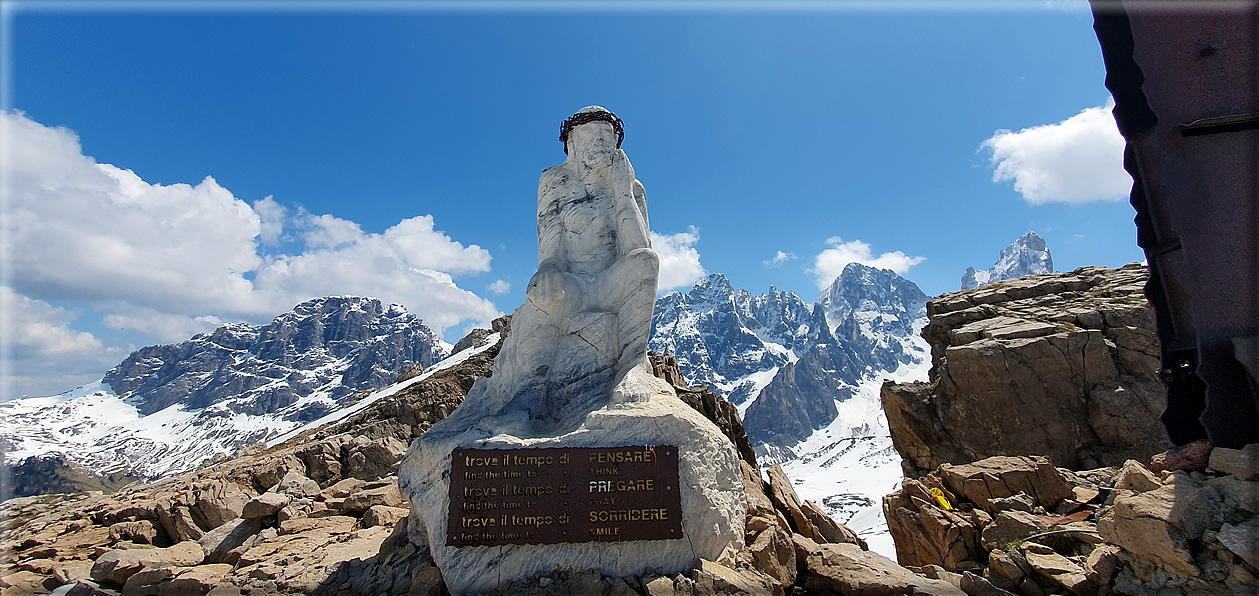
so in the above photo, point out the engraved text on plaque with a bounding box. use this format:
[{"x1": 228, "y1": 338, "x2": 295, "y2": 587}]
[{"x1": 446, "y1": 446, "x2": 682, "y2": 547}]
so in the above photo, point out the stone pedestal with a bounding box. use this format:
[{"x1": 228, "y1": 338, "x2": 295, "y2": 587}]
[{"x1": 399, "y1": 367, "x2": 746, "y2": 594}]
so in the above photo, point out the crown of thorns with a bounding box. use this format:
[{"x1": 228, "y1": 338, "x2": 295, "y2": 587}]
[{"x1": 559, "y1": 110, "x2": 624, "y2": 154}]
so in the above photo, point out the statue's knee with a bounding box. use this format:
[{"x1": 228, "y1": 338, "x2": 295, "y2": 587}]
[{"x1": 564, "y1": 273, "x2": 586, "y2": 298}]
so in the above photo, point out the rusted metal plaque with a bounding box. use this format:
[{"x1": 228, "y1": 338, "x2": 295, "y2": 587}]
[{"x1": 446, "y1": 446, "x2": 682, "y2": 547}]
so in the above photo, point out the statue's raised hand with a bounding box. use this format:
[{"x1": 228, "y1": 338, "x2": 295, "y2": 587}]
[{"x1": 612, "y1": 150, "x2": 649, "y2": 253}]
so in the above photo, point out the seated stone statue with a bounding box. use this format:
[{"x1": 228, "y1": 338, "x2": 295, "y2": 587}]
[
  {"x1": 437, "y1": 106, "x2": 661, "y2": 430},
  {"x1": 400, "y1": 108, "x2": 745, "y2": 592}
]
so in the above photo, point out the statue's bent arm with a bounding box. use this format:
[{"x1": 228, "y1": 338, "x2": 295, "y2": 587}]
[
  {"x1": 633, "y1": 179, "x2": 648, "y2": 239},
  {"x1": 535, "y1": 166, "x2": 567, "y2": 273},
  {"x1": 612, "y1": 151, "x2": 651, "y2": 255}
]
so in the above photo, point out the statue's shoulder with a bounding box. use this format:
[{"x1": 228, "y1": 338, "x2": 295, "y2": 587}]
[
  {"x1": 539, "y1": 164, "x2": 574, "y2": 185},
  {"x1": 538, "y1": 165, "x2": 576, "y2": 204}
]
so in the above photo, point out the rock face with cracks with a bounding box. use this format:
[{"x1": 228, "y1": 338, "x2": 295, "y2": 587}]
[
  {"x1": 400, "y1": 107, "x2": 746, "y2": 594},
  {"x1": 882, "y1": 264, "x2": 1171, "y2": 475}
]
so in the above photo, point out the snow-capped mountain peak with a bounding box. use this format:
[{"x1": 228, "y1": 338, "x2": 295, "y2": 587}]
[
  {"x1": 649, "y1": 265, "x2": 929, "y2": 445},
  {"x1": 816, "y1": 263, "x2": 929, "y2": 343},
  {"x1": 1, "y1": 296, "x2": 448, "y2": 481},
  {"x1": 742, "y1": 264, "x2": 928, "y2": 448},
  {"x1": 961, "y1": 231, "x2": 1054, "y2": 290},
  {"x1": 649, "y1": 267, "x2": 932, "y2": 558},
  {"x1": 649, "y1": 273, "x2": 808, "y2": 400}
]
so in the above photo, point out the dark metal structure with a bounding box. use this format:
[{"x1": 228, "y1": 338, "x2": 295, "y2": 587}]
[
  {"x1": 1090, "y1": 0, "x2": 1259, "y2": 448},
  {"x1": 559, "y1": 107, "x2": 625, "y2": 154}
]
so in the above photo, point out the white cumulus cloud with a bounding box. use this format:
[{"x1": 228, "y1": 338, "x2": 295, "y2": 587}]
[
  {"x1": 810, "y1": 237, "x2": 925, "y2": 289},
  {"x1": 982, "y1": 101, "x2": 1131, "y2": 205},
  {"x1": 255, "y1": 196, "x2": 288, "y2": 245},
  {"x1": 763, "y1": 251, "x2": 796, "y2": 268},
  {"x1": 0, "y1": 110, "x2": 499, "y2": 347},
  {"x1": 1, "y1": 287, "x2": 130, "y2": 398},
  {"x1": 298, "y1": 212, "x2": 365, "y2": 250},
  {"x1": 651, "y1": 226, "x2": 706, "y2": 293},
  {"x1": 101, "y1": 308, "x2": 226, "y2": 344},
  {"x1": 486, "y1": 280, "x2": 511, "y2": 295},
  {"x1": 250, "y1": 215, "x2": 497, "y2": 333},
  {"x1": 2, "y1": 118, "x2": 264, "y2": 314}
]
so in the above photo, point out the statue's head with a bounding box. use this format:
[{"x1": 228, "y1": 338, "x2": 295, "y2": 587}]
[{"x1": 560, "y1": 106, "x2": 624, "y2": 168}]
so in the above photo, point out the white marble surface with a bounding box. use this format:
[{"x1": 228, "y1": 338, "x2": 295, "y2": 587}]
[
  {"x1": 435, "y1": 106, "x2": 660, "y2": 430},
  {"x1": 399, "y1": 107, "x2": 746, "y2": 593}
]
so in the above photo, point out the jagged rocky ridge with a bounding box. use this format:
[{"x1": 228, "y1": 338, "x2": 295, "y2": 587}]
[
  {"x1": 961, "y1": 231, "x2": 1054, "y2": 290},
  {"x1": 0, "y1": 319, "x2": 961, "y2": 596},
  {"x1": 0, "y1": 296, "x2": 448, "y2": 486},
  {"x1": 747, "y1": 265, "x2": 929, "y2": 449},
  {"x1": 649, "y1": 274, "x2": 811, "y2": 401},
  {"x1": 649, "y1": 263, "x2": 929, "y2": 448},
  {"x1": 106, "y1": 296, "x2": 447, "y2": 416}
]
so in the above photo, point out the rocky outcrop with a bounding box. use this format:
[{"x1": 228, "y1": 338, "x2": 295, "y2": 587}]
[
  {"x1": 878, "y1": 263, "x2": 1259, "y2": 594},
  {"x1": 882, "y1": 452, "x2": 1259, "y2": 595},
  {"x1": 450, "y1": 314, "x2": 510, "y2": 357},
  {"x1": 3, "y1": 455, "x2": 139, "y2": 501},
  {"x1": 882, "y1": 264, "x2": 1171, "y2": 475},
  {"x1": 650, "y1": 351, "x2": 759, "y2": 468},
  {"x1": 794, "y1": 536, "x2": 963, "y2": 596}
]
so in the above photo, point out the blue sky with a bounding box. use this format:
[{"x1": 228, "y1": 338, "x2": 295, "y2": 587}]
[{"x1": 1, "y1": 1, "x2": 1144, "y2": 398}]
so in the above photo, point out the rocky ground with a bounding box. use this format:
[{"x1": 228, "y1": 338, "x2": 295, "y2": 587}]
[{"x1": 883, "y1": 449, "x2": 1259, "y2": 595}]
